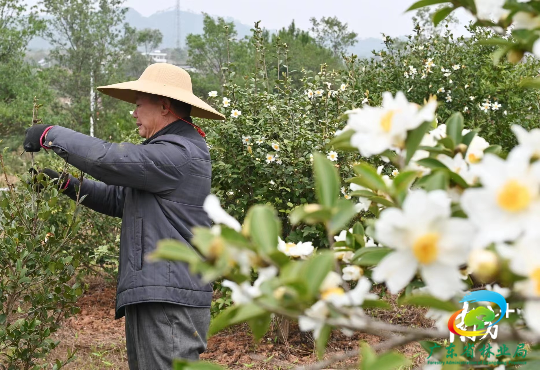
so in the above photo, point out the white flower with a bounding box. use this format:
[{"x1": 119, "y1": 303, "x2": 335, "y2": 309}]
[
  {"x1": 513, "y1": 11, "x2": 540, "y2": 30},
  {"x1": 452, "y1": 64, "x2": 460, "y2": 70},
  {"x1": 469, "y1": 96, "x2": 476, "y2": 101},
  {"x1": 269, "y1": 106, "x2": 277, "y2": 112},
  {"x1": 463, "y1": 107, "x2": 469, "y2": 112},
  {"x1": 223, "y1": 97, "x2": 231, "y2": 107},
  {"x1": 377, "y1": 165, "x2": 384, "y2": 175},
  {"x1": 361, "y1": 97, "x2": 368, "y2": 105},
  {"x1": 354, "y1": 197, "x2": 372, "y2": 212},
  {"x1": 222, "y1": 266, "x2": 278, "y2": 304},
  {"x1": 276, "y1": 159, "x2": 282, "y2": 165},
  {"x1": 464, "y1": 84, "x2": 469, "y2": 89},
  {"x1": 503, "y1": 110, "x2": 508, "y2": 115},
  {"x1": 340, "y1": 84, "x2": 347, "y2": 91},
  {"x1": 299, "y1": 300, "x2": 329, "y2": 338},
  {"x1": 492, "y1": 102, "x2": 502, "y2": 110},
  {"x1": 271, "y1": 142, "x2": 280, "y2": 151},
  {"x1": 326, "y1": 277, "x2": 376, "y2": 307},
  {"x1": 314, "y1": 89, "x2": 323, "y2": 97},
  {"x1": 479, "y1": 102, "x2": 491, "y2": 113},
  {"x1": 203, "y1": 194, "x2": 242, "y2": 232},
  {"x1": 437, "y1": 153, "x2": 476, "y2": 185},
  {"x1": 342, "y1": 266, "x2": 363, "y2": 281},
  {"x1": 509, "y1": 231, "x2": 540, "y2": 333},
  {"x1": 448, "y1": 79, "x2": 453, "y2": 84},
  {"x1": 425, "y1": 58, "x2": 435, "y2": 68},
  {"x1": 241, "y1": 135, "x2": 251, "y2": 145},
  {"x1": 429, "y1": 124, "x2": 447, "y2": 141},
  {"x1": 404, "y1": 71, "x2": 409, "y2": 78},
  {"x1": 208, "y1": 91, "x2": 218, "y2": 97},
  {"x1": 278, "y1": 237, "x2": 314, "y2": 259},
  {"x1": 437, "y1": 87, "x2": 445, "y2": 94},
  {"x1": 334, "y1": 228, "x2": 352, "y2": 242},
  {"x1": 306, "y1": 89, "x2": 314, "y2": 99},
  {"x1": 392, "y1": 169, "x2": 399, "y2": 177},
  {"x1": 465, "y1": 134, "x2": 489, "y2": 164},
  {"x1": 309, "y1": 153, "x2": 313, "y2": 162},
  {"x1": 255, "y1": 137, "x2": 264, "y2": 144},
  {"x1": 444, "y1": 72, "x2": 451, "y2": 78},
  {"x1": 461, "y1": 148, "x2": 540, "y2": 248},
  {"x1": 446, "y1": 95, "x2": 452, "y2": 102},
  {"x1": 409, "y1": 66, "x2": 417, "y2": 75},
  {"x1": 269, "y1": 180, "x2": 275, "y2": 185},
  {"x1": 512, "y1": 124, "x2": 540, "y2": 158},
  {"x1": 265, "y1": 153, "x2": 276, "y2": 163},
  {"x1": 485, "y1": 284, "x2": 510, "y2": 298},
  {"x1": 230, "y1": 109, "x2": 241, "y2": 118},
  {"x1": 372, "y1": 190, "x2": 474, "y2": 299},
  {"x1": 474, "y1": 0, "x2": 507, "y2": 21},
  {"x1": 327, "y1": 151, "x2": 338, "y2": 161},
  {"x1": 347, "y1": 92, "x2": 437, "y2": 156}
]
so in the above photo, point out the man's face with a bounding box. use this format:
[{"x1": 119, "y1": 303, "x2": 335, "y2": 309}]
[{"x1": 133, "y1": 94, "x2": 162, "y2": 139}]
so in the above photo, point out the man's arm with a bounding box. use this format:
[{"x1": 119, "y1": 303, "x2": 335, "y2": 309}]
[
  {"x1": 43, "y1": 126, "x2": 189, "y2": 194},
  {"x1": 63, "y1": 175, "x2": 125, "y2": 218}
]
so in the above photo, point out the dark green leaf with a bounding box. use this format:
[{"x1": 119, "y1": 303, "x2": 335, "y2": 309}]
[
  {"x1": 399, "y1": 295, "x2": 458, "y2": 311},
  {"x1": 432, "y1": 6, "x2": 455, "y2": 27},
  {"x1": 406, "y1": 0, "x2": 451, "y2": 12},
  {"x1": 405, "y1": 120, "x2": 432, "y2": 165},
  {"x1": 329, "y1": 199, "x2": 357, "y2": 234},
  {"x1": 415, "y1": 158, "x2": 449, "y2": 170},
  {"x1": 446, "y1": 113, "x2": 464, "y2": 146},
  {"x1": 352, "y1": 163, "x2": 388, "y2": 192},
  {"x1": 303, "y1": 252, "x2": 334, "y2": 296},
  {"x1": 314, "y1": 152, "x2": 340, "y2": 207},
  {"x1": 352, "y1": 247, "x2": 393, "y2": 266},
  {"x1": 247, "y1": 205, "x2": 280, "y2": 256}
]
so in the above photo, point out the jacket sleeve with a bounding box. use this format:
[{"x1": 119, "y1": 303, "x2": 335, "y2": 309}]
[
  {"x1": 63, "y1": 175, "x2": 125, "y2": 218},
  {"x1": 44, "y1": 126, "x2": 189, "y2": 194}
]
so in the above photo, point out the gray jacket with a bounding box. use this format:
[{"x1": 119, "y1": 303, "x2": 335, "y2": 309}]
[{"x1": 45, "y1": 119, "x2": 213, "y2": 319}]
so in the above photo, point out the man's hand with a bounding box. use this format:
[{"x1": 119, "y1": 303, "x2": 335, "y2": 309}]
[
  {"x1": 29, "y1": 168, "x2": 72, "y2": 193},
  {"x1": 23, "y1": 125, "x2": 53, "y2": 152}
]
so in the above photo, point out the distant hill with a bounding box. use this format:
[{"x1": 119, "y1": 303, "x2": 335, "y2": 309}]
[{"x1": 27, "y1": 7, "x2": 384, "y2": 58}]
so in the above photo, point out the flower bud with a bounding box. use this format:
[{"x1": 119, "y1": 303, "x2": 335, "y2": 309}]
[
  {"x1": 468, "y1": 249, "x2": 499, "y2": 282},
  {"x1": 507, "y1": 49, "x2": 525, "y2": 64}
]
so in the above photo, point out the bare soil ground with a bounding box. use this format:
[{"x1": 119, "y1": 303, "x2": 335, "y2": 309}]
[{"x1": 44, "y1": 274, "x2": 433, "y2": 369}]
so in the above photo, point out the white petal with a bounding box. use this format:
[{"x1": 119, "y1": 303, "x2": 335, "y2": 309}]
[
  {"x1": 420, "y1": 263, "x2": 465, "y2": 300},
  {"x1": 372, "y1": 251, "x2": 418, "y2": 294}
]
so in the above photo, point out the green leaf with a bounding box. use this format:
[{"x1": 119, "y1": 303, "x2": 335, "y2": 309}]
[
  {"x1": 462, "y1": 130, "x2": 477, "y2": 147},
  {"x1": 173, "y1": 360, "x2": 226, "y2": 370},
  {"x1": 392, "y1": 171, "x2": 419, "y2": 194},
  {"x1": 352, "y1": 247, "x2": 393, "y2": 266},
  {"x1": 371, "y1": 352, "x2": 411, "y2": 370},
  {"x1": 316, "y1": 325, "x2": 332, "y2": 359},
  {"x1": 520, "y1": 77, "x2": 540, "y2": 89},
  {"x1": 360, "y1": 342, "x2": 377, "y2": 370},
  {"x1": 446, "y1": 113, "x2": 464, "y2": 146},
  {"x1": 365, "y1": 195, "x2": 395, "y2": 208},
  {"x1": 247, "y1": 205, "x2": 280, "y2": 256},
  {"x1": 208, "y1": 305, "x2": 238, "y2": 336},
  {"x1": 314, "y1": 152, "x2": 340, "y2": 207},
  {"x1": 248, "y1": 313, "x2": 272, "y2": 341},
  {"x1": 406, "y1": 0, "x2": 451, "y2": 12},
  {"x1": 329, "y1": 199, "x2": 357, "y2": 234},
  {"x1": 327, "y1": 129, "x2": 358, "y2": 151},
  {"x1": 405, "y1": 120, "x2": 432, "y2": 165},
  {"x1": 438, "y1": 137, "x2": 455, "y2": 150},
  {"x1": 448, "y1": 171, "x2": 469, "y2": 188},
  {"x1": 362, "y1": 299, "x2": 391, "y2": 309},
  {"x1": 303, "y1": 252, "x2": 334, "y2": 296},
  {"x1": 149, "y1": 239, "x2": 201, "y2": 264},
  {"x1": 399, "y1": 295, "x2": 459, "y2": 311},
  {"x1": 352, "y1": 163, "x2": 388, "y2": 192},
  {"x1": 415, "y1": 158, "x2": 449, "y2": 170},
  {"x1": 484, "y1": 145, "x2": 502, "y2": 155},
  {"x1": 421, "y1": 170, "x2": 449, "y2": 191},
  {"x1": 432, "y1": 6, "x2": 455, "y2": 27}
]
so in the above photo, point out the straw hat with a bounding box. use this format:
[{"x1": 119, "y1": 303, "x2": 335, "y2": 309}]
[{"x1": 97, "y1": 63, "x2": 225, "y2": 120}]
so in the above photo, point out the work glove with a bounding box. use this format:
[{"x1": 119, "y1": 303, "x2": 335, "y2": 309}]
[
  {"x1": 29, "y1": 168, "x2": 75, "y2": 195},
  {"x1": 23, "y1": 124, "x2": 54, "y2": 152}
]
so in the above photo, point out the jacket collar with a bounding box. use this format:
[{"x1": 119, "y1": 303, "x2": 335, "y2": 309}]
[{"x1": 142, "y1": 117, "x2": 194, "y2": 145}]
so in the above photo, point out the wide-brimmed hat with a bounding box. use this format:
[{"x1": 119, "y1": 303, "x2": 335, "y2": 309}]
[{"x1": 97, "y1": 63, "x2": 225, "y2": 120}]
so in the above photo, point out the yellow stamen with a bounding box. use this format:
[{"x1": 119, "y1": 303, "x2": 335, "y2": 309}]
[
  {"x1": 467, "y1": 152, "x2": 481, "y2": 163},
  {"x1": 413, "y1": 233, "x2": 439, "y2": 264},
  {"x1": 497, "y1": 180, "x2": 531, "y2": 212},
  {"x1": 284, "y1": 242, "x2": 296, "y2": 253},
  {"x1": 531, "y1": 268, "x2": 540, "y2": 295},
  {"x1": 380, "y1": 110, "x2": 396, "y2": 133},
  {"x1": 321, "y1": 287, "x2": 345, "y2": 300}
]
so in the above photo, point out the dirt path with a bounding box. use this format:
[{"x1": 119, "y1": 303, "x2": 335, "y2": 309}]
[{"x1": 44, "y1": 275, "x2": 430, "y2": 369}]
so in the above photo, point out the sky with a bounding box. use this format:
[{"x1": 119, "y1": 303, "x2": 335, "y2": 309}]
[{"x1": 119, "y1": 0, "x2": 473, "y2": 39}]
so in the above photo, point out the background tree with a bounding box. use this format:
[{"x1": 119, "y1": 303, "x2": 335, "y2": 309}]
[
  {"x1": 309, "y1": 16, "x2": 358, "y2": 58},
  {"x1": 137, "y1": 28, "x2": 163, "y2": 62},
  {"x1": 40, "y1": 0, "x2": 137, "y2": 137}
]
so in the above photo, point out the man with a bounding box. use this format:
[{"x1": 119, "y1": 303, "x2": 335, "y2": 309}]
[{"x1": 23, "y1": 63, "x2": 225, "y2": 369}]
